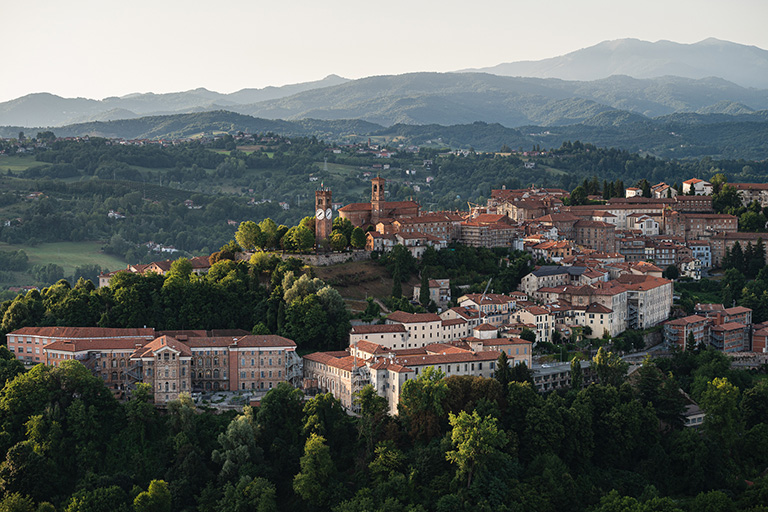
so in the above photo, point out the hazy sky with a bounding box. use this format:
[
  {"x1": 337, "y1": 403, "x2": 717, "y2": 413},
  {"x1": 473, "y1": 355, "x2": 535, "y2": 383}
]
[{"x1": 1, "y1": 0, "x2": 766, "y2": 103}]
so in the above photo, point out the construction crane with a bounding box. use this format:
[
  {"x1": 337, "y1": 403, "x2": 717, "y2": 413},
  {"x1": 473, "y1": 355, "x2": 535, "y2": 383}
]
[{"x1": 481, "y1": 277, "x2": 492, "y2": 302}]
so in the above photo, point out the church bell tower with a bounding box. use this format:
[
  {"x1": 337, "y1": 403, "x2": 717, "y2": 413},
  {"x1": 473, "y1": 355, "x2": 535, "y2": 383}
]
[
  {"x1": 315, "y1": 186, "x2": 333, "y2": 244},
  {"x1": 371, "y1": 177, "x2": 385, "y2": 225}
]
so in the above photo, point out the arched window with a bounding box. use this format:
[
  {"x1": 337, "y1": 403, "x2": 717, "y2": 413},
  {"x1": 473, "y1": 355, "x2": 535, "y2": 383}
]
[
  {"x1": 120, "y1": 359, "x2": 126, "y2": 367},
  {"x1": 165, "y1": 382, "x2": 169, "y2": 392},
  {"x1": 111, "y1": 371, "x2": 117, "y2": 381},
  {"x1": 206, "y1": 358, "x2": 211, "y2": 367},
  {"x1": 111, "y1": 359, "x2": 117, "y2": 368},
  {"x1": 213, "y1": 381, "x2": 219, "y2": 390},
  {"x1": 213, "y1": 369, "x2": 219, "y2": 379},
  {"x1": 213, "y1": 357, "x2": 219, "y2": 366},
  {"x1": 205, "y1": 370, "x2": 211, "y2": 378}
]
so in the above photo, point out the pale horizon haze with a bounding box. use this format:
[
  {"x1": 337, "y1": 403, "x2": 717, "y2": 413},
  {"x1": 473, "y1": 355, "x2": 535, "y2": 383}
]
[{"x1": 1, "y1": 0, "x2": 767, "y2": 103}]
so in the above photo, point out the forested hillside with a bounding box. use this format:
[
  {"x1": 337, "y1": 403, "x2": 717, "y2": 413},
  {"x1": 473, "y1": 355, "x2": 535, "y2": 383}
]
[{"x1": 1, "y1": 333, "x2": 767, "y2": 511}]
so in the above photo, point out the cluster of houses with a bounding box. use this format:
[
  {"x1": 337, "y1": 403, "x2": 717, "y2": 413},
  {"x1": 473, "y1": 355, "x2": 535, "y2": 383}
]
[
  {"x1": 341, "y1": 178, "x2": 768, "y2": 280},
  {"x1": 11, "y1": 175, "x2": 768, "y2": 418}
]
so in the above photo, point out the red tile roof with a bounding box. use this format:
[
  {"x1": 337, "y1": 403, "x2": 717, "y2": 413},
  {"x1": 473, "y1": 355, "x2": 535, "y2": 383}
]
[
  {"x1": 133, "y1": 336, "x2": 193, "y2": 358},
  {"x1": 351, "y1": 324, "x2": 407, "y2": 334},
  {"x1": 10, "y1": 326, "x2": 156, "y2": 339},
  {"x1": 387, "y1": 311, "x2": 441, "y2": 323}
]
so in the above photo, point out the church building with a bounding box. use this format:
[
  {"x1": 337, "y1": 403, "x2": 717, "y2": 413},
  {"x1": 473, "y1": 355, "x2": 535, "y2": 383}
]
[{"x1": 339, "y1": 177, "x2": 419, "y2": 227}]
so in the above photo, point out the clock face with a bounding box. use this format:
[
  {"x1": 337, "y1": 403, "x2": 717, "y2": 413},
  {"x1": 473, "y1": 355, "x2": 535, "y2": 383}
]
[
  {"x1": 325, "y1": 208, "x2": 332, "y2": 220},
  {"x1": 316, "y1": 208, "x2": 324, "y2": 220}
]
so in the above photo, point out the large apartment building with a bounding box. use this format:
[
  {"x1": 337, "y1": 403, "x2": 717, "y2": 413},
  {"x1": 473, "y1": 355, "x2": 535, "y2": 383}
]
[
  {"x1": 304, "y1": 337, "x2": 532, "y2": 415},
  {"x1": 7, "y1": 327, "x2": 301, "y2": 403}
]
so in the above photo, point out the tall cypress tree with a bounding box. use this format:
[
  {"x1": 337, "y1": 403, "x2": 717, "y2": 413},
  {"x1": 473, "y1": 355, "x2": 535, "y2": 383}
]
[
  {"x1": 419, "y1": 273, "x2": 430, "y2": 305},
  {"x1": 732, "y1": 242, "x2": 745, "y2": 273},
  {"x1": 392, "y1": 267, "x2": 403, "y2": 299}
]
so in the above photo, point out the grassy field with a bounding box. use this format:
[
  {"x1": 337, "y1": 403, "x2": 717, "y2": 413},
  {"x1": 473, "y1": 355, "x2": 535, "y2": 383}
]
[
  {"x1": 0, "y1": 155, "x2": 43, "y2": 173},
  {"x1": 0, "y1": 241, "x2": 126, "y2": 282}
]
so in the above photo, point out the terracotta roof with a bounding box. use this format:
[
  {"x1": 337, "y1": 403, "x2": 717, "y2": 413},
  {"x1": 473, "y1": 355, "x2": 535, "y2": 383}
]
[
  {"x1": 45, "y1": 338, "x2": 149, "y2": 353},
  {"x1": 442, "y1": 306, "x2": 483, "y2": 320},
  {"x1": 666, "y1": 315, "x2": 709, "y2": 326},
  {"x1": 472, "y1": 213, "x2": 513, "y2": 224},
  {"x1": 10, "y1": 326, "x2": 156, "y2": 339},
  {"x1": 132, "y1": 336, "x2": 193, "y2": 358},
  {"x1": 354, "y1": 340, "x2": 390, "y2": 354},
  {"x1": 631, "y1": 261, "x2": 662, "y2": 272},
  {"x1": 469, "y1": 337, "x2": 530, "y2": 347},
  {"x1": 711, "y1": 322, "x2": 747, "y2": 332},
  {"x1": 730, "y1": 183, "x2": 768, "y2": 191},
  {"x1": 339, "y1": 202, "x2": 372, "y2": 212},
  {"x1": 230, "y1": 335, "x2": 297, "y2": 348},
  {"x1": 460, "y1": 293, "x2": 515, "y2": 305},
  {"x1": 616, "y1": 275, "x2": 671, "y2": 291},
  {"x1": 351, "y1": 324, "x2": 407, "y2": 334},
  {"x1": 303, "y1": 352, "x2": 362, "y2": 371},
  {"x1": 189, "y1": 256, "x2": 212, "y2": 269},
  {"x1": 441, "y1": 318, "x2": 467, "y2": 326},
  {"x1": 525, "y1": 306, "x2": 550, "y2": 315},
  {"x1": 387, "y1": 311, "x2": 441, "y2": 323},
  {"x1": 585, "y1": 303, "x2": 612, "y2": 314},
  {"x1": 725, "y1": 306, "x2": 752, "y2": 315},
  {"x1": 424, "y1": 343, "x2": 469, "y2": 354},
  {"x1": 473, "y1": 323, "x2": 498, "y2": 331}
]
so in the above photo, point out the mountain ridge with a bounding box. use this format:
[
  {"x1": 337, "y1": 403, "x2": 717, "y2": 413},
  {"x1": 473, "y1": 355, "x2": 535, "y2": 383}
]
[{"x1": 461, "y1": 38, "x2": 768, "y2": 89}]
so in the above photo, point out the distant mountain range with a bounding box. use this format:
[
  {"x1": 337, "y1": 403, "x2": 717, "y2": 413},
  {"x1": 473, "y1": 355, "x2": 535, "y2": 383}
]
[
  {"x1": 2, "y1": 37, "x2": 768, "y2": 161},
  {"x1": 3, "y1": 72, "x2": 768, "y2": 130},
  {"x1": 461, "y1": 38, "x2": 768, "y2": 89},
  {"x1": 0, "y1": 75, "x2": 349, "y2": 127}
]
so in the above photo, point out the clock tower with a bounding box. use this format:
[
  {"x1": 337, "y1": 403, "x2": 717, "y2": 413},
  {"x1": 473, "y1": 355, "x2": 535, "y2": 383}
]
[{"x1": 315, "y1": 186, "x2": 333, "y2": 244}]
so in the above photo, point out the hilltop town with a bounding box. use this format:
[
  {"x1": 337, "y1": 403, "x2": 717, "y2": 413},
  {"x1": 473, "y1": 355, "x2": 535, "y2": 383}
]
[{"x1": 6, "y1": 174, "x2": 768, "y2": 421}]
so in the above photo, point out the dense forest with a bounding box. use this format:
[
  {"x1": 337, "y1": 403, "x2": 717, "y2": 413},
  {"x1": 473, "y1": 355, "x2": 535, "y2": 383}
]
[{"x1": 1, "y1": 341, "x2": 768, "y2": 511}]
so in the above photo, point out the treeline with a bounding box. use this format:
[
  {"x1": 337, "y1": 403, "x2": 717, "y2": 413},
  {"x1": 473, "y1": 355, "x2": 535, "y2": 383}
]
[
  {"x1": 544, "y1": 141, "x2": 768, "y2": 191},
  {"x1": 1, "y1": 343, "x2": 768, "y2": 511},
  {"x1": 0, "y1": 250, "x2": 28, "y2": 271},
  {"x1": 0, "y1": 255, "x2": 349, "y2": 352}
]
